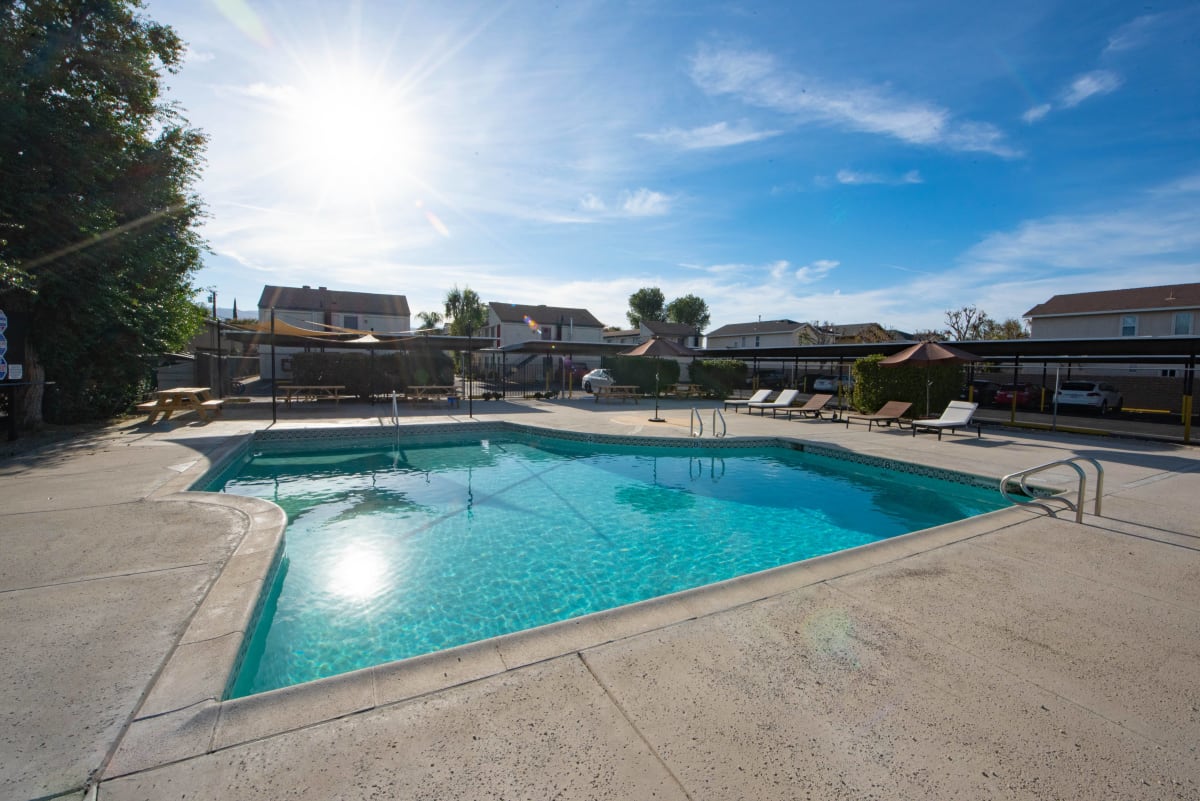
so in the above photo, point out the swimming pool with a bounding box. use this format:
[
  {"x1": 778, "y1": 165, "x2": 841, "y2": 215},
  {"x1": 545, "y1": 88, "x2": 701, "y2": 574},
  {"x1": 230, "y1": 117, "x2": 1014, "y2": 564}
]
[{"x1": 207, "y1": 427, "x2": 1006, "y2": 696}]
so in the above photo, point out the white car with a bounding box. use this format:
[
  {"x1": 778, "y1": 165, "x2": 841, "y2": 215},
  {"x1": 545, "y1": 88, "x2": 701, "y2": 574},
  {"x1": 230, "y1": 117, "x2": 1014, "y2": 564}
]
[
  {"x1": 813, "y1": 375, "x2": 854, "y2": 392},
  {"x1": 1055, "y1": 381, "x2": 1123, "y2": 414},
  {"x1": 581, "y1": 368, "x2": 615, "y2": 393}
]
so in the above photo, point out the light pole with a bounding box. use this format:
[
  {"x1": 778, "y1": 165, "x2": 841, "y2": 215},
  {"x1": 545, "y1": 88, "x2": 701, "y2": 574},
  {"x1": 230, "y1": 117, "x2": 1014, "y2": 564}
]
[{"x1": 649, "y1": 367, "x2": 665, "y2": 422}]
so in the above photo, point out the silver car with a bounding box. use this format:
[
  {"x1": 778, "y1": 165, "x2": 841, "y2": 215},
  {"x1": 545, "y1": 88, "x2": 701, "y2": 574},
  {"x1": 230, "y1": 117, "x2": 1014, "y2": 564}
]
[
  {"x1": 581, "y1": 368, "x2": 615, "y2": 393},
  {"x1": 1055, "y1": 381, "x2": 1123, "y2": 414}
]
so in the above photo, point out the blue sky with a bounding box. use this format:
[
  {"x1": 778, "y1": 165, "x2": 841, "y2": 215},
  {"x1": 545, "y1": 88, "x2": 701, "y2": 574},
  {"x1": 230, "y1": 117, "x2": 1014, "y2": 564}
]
[{"x1": 145, "y1": 0, "x2": 1200, "y2": 333}]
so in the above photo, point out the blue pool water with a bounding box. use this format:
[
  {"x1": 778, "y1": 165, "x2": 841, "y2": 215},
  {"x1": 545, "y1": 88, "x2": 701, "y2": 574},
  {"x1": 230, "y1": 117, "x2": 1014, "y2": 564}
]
[{"x1": 210, "y1": 435, "x2": 1005, "y2": 696}]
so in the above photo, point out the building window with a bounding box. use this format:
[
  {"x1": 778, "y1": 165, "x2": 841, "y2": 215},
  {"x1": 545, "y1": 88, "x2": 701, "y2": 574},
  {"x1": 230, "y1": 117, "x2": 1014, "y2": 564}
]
[
  {"x1": 343, "y1": 314, "x2": 359, "y2": 329},
  {"x1": 1173, "y1": 312, "x2": 1193, "y2": 335},
  {"x1": 1120, "y1": 315, "x2": 1137, "y2": 336},
  {"x1": 755, "y1": 335, "x2": 761, "y2": 347}
]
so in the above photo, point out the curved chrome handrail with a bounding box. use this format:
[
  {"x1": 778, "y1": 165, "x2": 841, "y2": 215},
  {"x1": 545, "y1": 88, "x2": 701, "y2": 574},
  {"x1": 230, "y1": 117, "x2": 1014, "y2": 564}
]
[
  {"x1": 1000, "y1": 457, "x2": 1104, "y2": 523},
  {"x1": 712, "y1": 408, "x2": 727, "y2": 438},
  {"x1": 690, "y1": 407, "x2": 704, "y2": 438}
]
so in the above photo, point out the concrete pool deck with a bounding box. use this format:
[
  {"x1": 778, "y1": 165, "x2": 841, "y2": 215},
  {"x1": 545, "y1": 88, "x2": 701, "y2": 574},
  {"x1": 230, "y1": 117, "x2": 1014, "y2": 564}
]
[{"x1": 1, "y1": 396, "x2": 1197, "y2": 800}]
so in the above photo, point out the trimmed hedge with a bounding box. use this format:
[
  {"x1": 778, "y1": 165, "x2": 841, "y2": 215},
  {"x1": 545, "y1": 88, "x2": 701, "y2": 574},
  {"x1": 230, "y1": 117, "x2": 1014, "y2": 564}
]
[
  {"x1": 599, "y1": 355, "x2": 681, "y2": 393},
  {"x1": 689, "y1": 359, "x2": 747, "y2": 398},
  {"x1": 291, "y1": 350, "x2": 454, "y2": 400},
  {"x1": 851, "y1": 353, "x2": 963, "y2": 416}
]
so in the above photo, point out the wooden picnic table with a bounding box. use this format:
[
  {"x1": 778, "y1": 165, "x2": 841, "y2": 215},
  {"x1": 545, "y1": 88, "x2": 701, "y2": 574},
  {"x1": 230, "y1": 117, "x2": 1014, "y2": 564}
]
[
  {"x1": 138, "y1": 387, "x2": 224, "y2": 424},
  {"x1": 280, "y1": 385, "x2": 346, "y2": 407},
  {"x1": 594, "y1": 384, "x2": 640, "y2": 403},
  {"x1": 407, "y1": 385, "x2": 457, "y2": 402}
]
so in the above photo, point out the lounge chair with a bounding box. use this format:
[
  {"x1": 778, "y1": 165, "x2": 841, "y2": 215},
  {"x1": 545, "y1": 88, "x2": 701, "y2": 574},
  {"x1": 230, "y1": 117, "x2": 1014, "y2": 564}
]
[
  {"x1": 779, "y1": 393, "x2": 834, "y2": 420},
  {"x1": 843, "y1": 400, "x2": 912, "y2": 431},
  {"x1": 747, "y1": 388, "x2": 800, "y2": 416},
  {"x1": 911, "y1": 400, "x2": 980, "y2": 440},
  {"x1": 724, "y1": 389, "x2": 773, "y2": 413}
]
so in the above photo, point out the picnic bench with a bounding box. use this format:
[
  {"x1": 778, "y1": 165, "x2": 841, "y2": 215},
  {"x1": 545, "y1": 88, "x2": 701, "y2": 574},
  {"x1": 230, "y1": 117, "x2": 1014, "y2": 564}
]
[
  {"x1": 279, "y1": 385, "x2": 347, "y2": 407},
  {"x1": 407, "y1": 385, "x2": 458, "y2": 406},
  {"x1": 138, "y1": 387, "x2": 224, "y2": 424},
  {"x1": 594, "y1": 384, "x2": 640, "y2": 403}
]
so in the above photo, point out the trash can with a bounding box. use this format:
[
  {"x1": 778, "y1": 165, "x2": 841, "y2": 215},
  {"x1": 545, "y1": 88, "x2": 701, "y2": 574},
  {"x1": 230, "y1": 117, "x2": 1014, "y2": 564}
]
[{"x1": 447, "y1": 396, "x2": 459, "y2": 408}]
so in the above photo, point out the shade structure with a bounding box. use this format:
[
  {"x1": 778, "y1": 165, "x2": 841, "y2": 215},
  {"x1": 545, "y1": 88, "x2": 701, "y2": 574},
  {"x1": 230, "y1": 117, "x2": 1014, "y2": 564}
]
[
  {"x1": 619, "y1": 336, "x2": 697, "y2": 358},
  {"x1": 880, "y1": 340, "x2": 977, "y2": 415}
]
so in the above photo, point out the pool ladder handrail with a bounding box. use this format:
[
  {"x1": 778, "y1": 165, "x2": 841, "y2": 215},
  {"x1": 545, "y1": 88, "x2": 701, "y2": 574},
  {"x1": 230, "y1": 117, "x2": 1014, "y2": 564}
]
[
  {"x1": 689, "y1": 407, "x2": 727, "y2": 438},
  {"x1": 712, "y1": 408, "x2": 727, "y2": 438},
  {"x1": 1000, "y1": 457, "x2": 1104, "y2": 524}
]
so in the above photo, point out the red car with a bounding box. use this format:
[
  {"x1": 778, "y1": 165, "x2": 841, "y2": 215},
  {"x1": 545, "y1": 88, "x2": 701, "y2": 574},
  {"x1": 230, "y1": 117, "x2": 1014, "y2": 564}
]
[{"x1": 994, "y1": 383, "x2": 1044, "y2": 409}]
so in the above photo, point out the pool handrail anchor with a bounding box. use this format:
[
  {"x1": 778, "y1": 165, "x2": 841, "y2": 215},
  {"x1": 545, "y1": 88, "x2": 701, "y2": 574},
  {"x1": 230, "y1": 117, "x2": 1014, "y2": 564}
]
[
  {"x1": 690, "y1": 407, "x2": 703, "y2": 438},
  {"x1": 712, "y1": 408, "x2": 727, "y2": 438},
  {"x1": 1000, "y1": 456, "x2": 1104, "y2": 524}
]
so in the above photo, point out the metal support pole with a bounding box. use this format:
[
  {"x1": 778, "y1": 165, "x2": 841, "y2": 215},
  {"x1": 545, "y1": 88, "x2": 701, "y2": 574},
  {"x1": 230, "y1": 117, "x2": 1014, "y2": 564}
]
[{"x1": 270, "y1": 308, "x2": 277, "y2": 424}]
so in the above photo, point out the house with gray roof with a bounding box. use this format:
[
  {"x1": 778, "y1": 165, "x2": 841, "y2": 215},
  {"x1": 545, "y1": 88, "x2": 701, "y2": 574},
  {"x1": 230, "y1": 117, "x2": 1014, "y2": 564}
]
[
  {"x1": 256, "y1": 285, "x2": 411, "y2": 379},
  {"x1": 602, "y1": 319, "x2": 702, "y2": 348},
  {"x1": 1024, "y1": 283, "x2": 1199, "y2": 339},
  {"x1": 257, "y1": 285, "x2": 411, "y2": 334}
]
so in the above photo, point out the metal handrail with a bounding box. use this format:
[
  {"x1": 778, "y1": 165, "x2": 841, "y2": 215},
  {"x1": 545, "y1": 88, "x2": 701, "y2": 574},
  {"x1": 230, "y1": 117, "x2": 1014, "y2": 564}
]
[
  {"x1": 712, "y1": 408, "x2": 727, "y2": 438},
  {"x1": 690, "y1": 407, "x2": 703, "y2": 438},
  {"x1": 1000, "y1": 457, "x2": 1104, "y2": 524}
]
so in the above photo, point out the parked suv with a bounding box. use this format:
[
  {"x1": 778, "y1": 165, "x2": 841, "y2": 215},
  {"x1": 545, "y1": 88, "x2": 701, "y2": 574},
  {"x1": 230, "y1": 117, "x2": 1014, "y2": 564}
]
[
  {"x1": 1056, "y1": 381, "x2": 1123, "y2": 414},
  {"x1": 581, "y1": 368, "x2": 615, "y2": 393}
]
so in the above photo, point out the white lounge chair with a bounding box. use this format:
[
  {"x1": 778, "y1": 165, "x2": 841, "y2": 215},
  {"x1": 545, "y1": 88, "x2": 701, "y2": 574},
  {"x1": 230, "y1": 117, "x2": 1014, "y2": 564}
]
[
  {"x1": 747, "y1": 388, "x2": 800, "y2": 416},
  {"x1": 724, "y1": 389, "x2": 773, "y2": 413},
  {"x1": 911, "y1": 400, "x2": 980, "y2": 440}
]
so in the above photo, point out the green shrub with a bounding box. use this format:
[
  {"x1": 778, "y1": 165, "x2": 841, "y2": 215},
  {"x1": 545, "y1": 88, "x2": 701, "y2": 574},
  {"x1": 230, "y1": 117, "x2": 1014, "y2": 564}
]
[
  {"x1": 852, "y1": 354, "x2": 963, "y2": 416},
  {"x1": 291, "y1": 349, "x2": 453, "y2": 400},
  {"x1": 689, "y1": 359, "x2": 747, "y2": 398},
  {"x1": 599, "y1": 355, "x2": 681, "y2": 393}
]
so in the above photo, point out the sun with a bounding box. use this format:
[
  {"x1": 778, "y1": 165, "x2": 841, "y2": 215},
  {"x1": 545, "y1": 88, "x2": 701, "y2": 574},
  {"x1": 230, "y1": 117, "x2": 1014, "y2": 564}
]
[{"x1": 277, "y1": 68, "x2": 426, "y2": 207}]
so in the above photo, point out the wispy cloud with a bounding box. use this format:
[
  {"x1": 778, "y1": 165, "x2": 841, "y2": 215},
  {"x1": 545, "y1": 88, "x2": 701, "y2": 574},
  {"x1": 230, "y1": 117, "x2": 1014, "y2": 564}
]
[
  {"x1": 689, "y1": 44, "x2": 1020, "y2": 158},
  {"x1": 1060, "y1": 70, "x2": 1122, "y2": 108},
  {"x1": 1022, "y1": 103, "x2": 1051, "y2": 124},
  {"x1": 794, "y1": 259, "x2": 839, "y2": 283},
  {"x1": 620, "y1": 188, "x2": 673, "y2": 217},
  {"x1": 638, "y1": 120, "x2": 782, "y2": 150},
  {"x1": 836, "y1": 169, "x2": 922, "y2": 186},
  {"x1": 1105, "y1": 14, "x2": 1161, "y2": 53}
]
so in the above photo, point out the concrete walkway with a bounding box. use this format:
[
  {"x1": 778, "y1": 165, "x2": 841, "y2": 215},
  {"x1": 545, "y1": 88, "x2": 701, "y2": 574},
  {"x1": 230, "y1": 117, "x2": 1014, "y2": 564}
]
[{"x1": 1, "y1": 397, "x2": 1197, "y2": 800}]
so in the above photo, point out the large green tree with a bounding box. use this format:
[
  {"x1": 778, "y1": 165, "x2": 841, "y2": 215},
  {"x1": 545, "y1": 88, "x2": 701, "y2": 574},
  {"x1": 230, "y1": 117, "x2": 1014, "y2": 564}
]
[
  {"x1": 626, "y1": 286, "x2": 665, "y2": 327},
  {"x1": 0, "y1": 0, "x2": 208, "y2": 425},
  {"x1": 666, "y1": 293, "x2": 711, "y2": 332}
]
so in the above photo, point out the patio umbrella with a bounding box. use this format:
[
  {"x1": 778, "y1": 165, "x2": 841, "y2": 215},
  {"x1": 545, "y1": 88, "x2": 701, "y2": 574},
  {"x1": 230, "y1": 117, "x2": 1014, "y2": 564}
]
[
  {"x1": 879, "y1": 340, "x2": 976, "y2": 416},
  {"x1": 620, "y1": 337, "x2": 697, "y2": 422}
]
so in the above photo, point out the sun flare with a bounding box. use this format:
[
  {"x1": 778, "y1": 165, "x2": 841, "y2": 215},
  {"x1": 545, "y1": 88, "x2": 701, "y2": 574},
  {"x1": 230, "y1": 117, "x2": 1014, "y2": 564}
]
[{"x1": 277, "y1": 69, "x2": 426, "y2": 207}]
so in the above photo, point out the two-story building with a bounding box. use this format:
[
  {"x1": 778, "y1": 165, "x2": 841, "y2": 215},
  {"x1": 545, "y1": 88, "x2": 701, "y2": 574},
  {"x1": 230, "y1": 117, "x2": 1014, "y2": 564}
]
[
  {"x1": 601, "y1": 320, "x2": 701, "y2": 348},
  {"x1": 1024, "y1": 283, "x2": 1199, "y2": 339},
  {"x1": 480, "y1": 302, "x2": 606, "y2": 381},
  {"x1": 256, "y1": 285, "x2": 411, "y2": 379}
]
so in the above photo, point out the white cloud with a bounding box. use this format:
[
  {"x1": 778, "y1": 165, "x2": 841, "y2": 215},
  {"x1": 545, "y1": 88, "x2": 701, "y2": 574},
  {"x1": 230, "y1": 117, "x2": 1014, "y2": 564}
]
[
  {"x1": 1105, "y1": 15, "x2": 1161, "y2": 53},
  {"x1": 794, "y1": 259, "x2": 839, "y2": 283},
  {"x1": 836, "y1": 169, "x2": 883, "y2": 185},
  {"x1": 233, "y1": 82, "x2": 300, "y2": 104},
  {"x1": 689, "y1": 44, "x2": 1020, "y2": 158},
  {"x1": 638, "y1": 120, "x2": 782, "y2": 150},
  {"x1": 1022, "y1": 103, "x2": 1051, "y2": 124},
  {"x1": 1060, "y1": 70, "x2": 1122, "y2": 108},
  {"x1": 836, "y1": 169, "x2": 923, "y2": 186},
  {"x1": 580, "y1": 193, "x2": 606, "y2": 212},
  {"x1": 620, "y1": 188, "x2": 672, "y2": 217}
]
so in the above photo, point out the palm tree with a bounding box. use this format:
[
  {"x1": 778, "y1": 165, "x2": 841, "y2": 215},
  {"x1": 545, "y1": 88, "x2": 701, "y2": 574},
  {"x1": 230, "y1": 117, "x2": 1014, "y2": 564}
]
[
  {"x1": 443, "y1": 286, "x2": 487, "y2": 335},
  {"x1": 415, "y1": 310, "x2": 443, "y2": 331}
]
